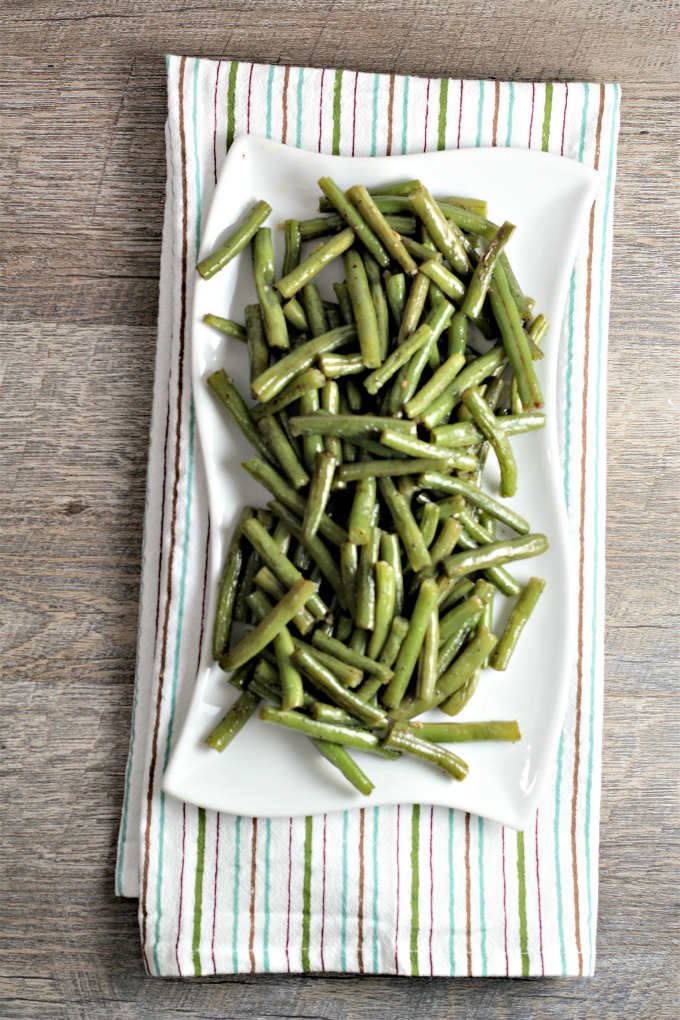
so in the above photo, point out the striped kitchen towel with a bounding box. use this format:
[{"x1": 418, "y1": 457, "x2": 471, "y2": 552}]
[{"x1": 116, "y1": 57, "x2": 620, "y2": 978}]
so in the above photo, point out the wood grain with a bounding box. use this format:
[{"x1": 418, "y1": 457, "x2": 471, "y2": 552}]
[{"x1": 1, "y1": 2, "x2": 678, "y2": 1018}]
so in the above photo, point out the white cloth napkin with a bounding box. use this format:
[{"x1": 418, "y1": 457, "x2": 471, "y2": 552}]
[{"x1": 116, "y1": 57, "x2": 620, "y2": 977}]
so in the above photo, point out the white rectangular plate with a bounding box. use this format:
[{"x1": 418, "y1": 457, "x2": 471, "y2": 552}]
[{"x1": 163, "y1": 135, "x2": 599, "y2": 830}]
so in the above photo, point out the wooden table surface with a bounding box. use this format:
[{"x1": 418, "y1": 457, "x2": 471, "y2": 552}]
[{"x1": 1, "y1": 2, "x2": 678, "y2": 1017}]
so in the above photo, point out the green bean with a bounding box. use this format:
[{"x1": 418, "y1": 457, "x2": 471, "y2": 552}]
[
  {"x1": 349, "y1": 476, "x2": 377, "y2": 545},
  {"x1": 253, "y1": 566, "x2": 315, "y2": 635},
  {"x1": 320, "y1": 382, "x2": 343, "y2": 463},
  {"x1": 461, "y1": 220, "x2": 515, "y2": 319},
  {"x1": 251, "y1": 324, "x2": 356, "y2": 403},
  {"x1": 322, "y1": 194, "x2": 411, "y2": 214},
  {"x1": 268, "y1": 500, "x2": 346, "y2": 605},
  {"x1": 347, "y1": 185, "x2": 418, "y2": 274},
  {"x1": 291, "y1": 647, "x2": 388, "y2": 727},
  {"x1": 274, "y1": 624, "x2": 305, "y2": 710},
  {"x1": 207, "y1": 370, "x2": 272, "y2": 461},
  {"x1": 419, "y1": 472, "x2": 530, "y2": 535},
  {"x1": 379, "y1": 477, "x2": 432, "y2": 573},
  {"x1": 318, "y1": 353, "x2": 365, "y2": 378},
  {"x1": 382, "y1": 726, "x2": 468, "y2": 781},
  {"x1": 290, "y1": 413, "x2": 414, "y2": 440},
  {"x1": 313, "y1": 740, "x2": 375, "y2": 795},
  {"x1": 340, "y1": 541, "x2": 359, "y2": 609},
  {"x1": 380, "y1": 429, "x2": 474, "y2": 471},
  {"x1": 297, "y1": 388, "x2": 324, "y2": 473},
  {"x1": 384, "y1": 272, "x2": 407, "y2": 328},
  {"x1": 256, "y1": 414, "x2": 309, "y2": 489},
  {"x1": 366, "y1": 560, "x2": 396, "y2": 660},
  {"x1": 426, "y1": 516, "x2": 463, "y2": 574},
  {"x1": 318, "y1": 177, "x2": 391, "y2": 267},
  {"x1": 455, "y1": 526, "x2": 522, "y2": 597},
  {"x1": 212, "y1": 506, "x2": 253, "y2": 658},
  {"x1": 336, "y1": 457, "x2": 449, "y2": 484},
  {"x1": 335, "y1": 615, "x2": 354, "y2": 643},
  {"x1": 220, "y1": 578, "x2": 317, "y2": 671},
  {"x1": 419, "y1": 501, "x2": 440, "y2": 549},
  {"x1": 437, "y1": 597, "x2": 486, "y2": 676},
  {"x1": 234, "y1": 529, "x2": 263, "y2": 624},
  {"x1": 356, "y1": 526, "x2": 381, "y2": 630},
  {"x1": 401, "y1": 235, "x2": 444, "y2": 262},
  {"x1": 462, "y1": 386, "x2": 517, "y2": 497},
  {"x1": 363, "y1": 252, "x2": 389, "y2": 361},
  {"x1": 260, "y1": 706, "x2": 386, "y2": 752},
  {"x1": 206, "y1": 689, "x2": 261, "y2": 751},
  {"x1": 282, "y1": 296, "x2": 309, "y2": 333},
  {"x1": 439, "y1": 668, "x2": 481, "y2": 716},
  {"x1": 242, "y1": 457, "x2": 348, "y2": 545},
  {"x1": 438, "y1": 576, "x2": 475, "y2": 611},
  {"x1": 203, "y1": 313, "x2": 247, "y2": 342},
  {"x1": 444, "y1": 534, "x2": 548, "y2": 578},
  {"x1": 197, "y1": 199, "x2": 272, "y2": 279},
  {"x1": 324, "y1": 302, "x2": 342, "y2": 331},
  {"x1": 403, "y1": 352, "x2": 466, "y2": 420},
  {"x1": 365, "y1": 323, "x2": 433, "y2": 396},
  {"x1": 343, "y1": 249, "x2": 382, "y2": 369},
  {"x1": 252, "y1": 227, "x2": 290, "y2": 350},
  {"x1": 408, "y1": 720, "x2": 520, "y2": 742},
  {"x1": 498, "y1": 253, "x2": 534, "y2": 321},
  {"x1": 447, "y1": 309, "x2": 468, "y2": 358},
  {"x1": 282, "y1": 219, "x2": 302, "y2": 276},
  {"x1": 276, "y1": 227, "x2": 355, "y2": 299},
  {"x1": 491, "y1": 577, "x2": 547, "y2": 670},
  {"x1": 529, "y1": 313, "x2": 549, "y2": 344},
  {"x1": 418, "y1": 346, "x2": 507, "y2": 429},
  {"x1": 416, "y1": 607, "x2": 439, "y2": 702},
  {"x1": 303, "y1": 451, "x2": 337, "y2": 538},
  {"x1": 418, "y1": 258, "x2": 466, "y2": 303},
  {"x1": 431, "y1": 421, "x2": 481, "y2": 448},
  {"x1": 438, "y1": 195, "x2": 488, "y2": 217},
  {"x1": 489, "y1": 261, "x2": 543, "y2": 409},
  {"x1": 302, "y1": 283, "x2": 329, "y2": 337},
  {"x1": 409, "y1": 187, "x2": 471, "y2": 276},
  {"x1": 311, "y1": 629, "x2": 393, "y2": 684},
  {"x1": 250, "y1": 368, "x2": 326, "y2": 420},
  {"x1": 382, "y1": 577, "x2": 439, "y2": 709},
  {"x1": 241, "y1": 516, "x2": 328, "y2": 619},
  {"x1": 333, "y1": 281, "x2": 355, "y2": 325},
  {"x1": 397, "y1": 270, "x2": 431, "y2": 343},
  {"x1": 311, "y1": 702, "x2": 357, "y2": 726},
  {"x1": 367, "y1": 179, "x2": 422, "y2": 197},
  {"x1": 436, "y1": 201, "x2": 497, "y2": 240},
  {"x1": 390, "y1": 299, "x2": 453, "y2": 414},
  {"x1": 244, "y1": 303, "x2": 270, "y2": 381},
  {"x1": 378, "y1": 532, "x2": 404, "y2": 617},
  {"x1": 350, "y1": 628, "x2": 369, "y2": 655},
  {"x1": 291, "y1": 636, "x2": 363, "y2": 688}
]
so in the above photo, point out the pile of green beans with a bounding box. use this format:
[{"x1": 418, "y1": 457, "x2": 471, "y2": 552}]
[{"x1": 199, "y1": 178, "x2": 550, "y2": 796}]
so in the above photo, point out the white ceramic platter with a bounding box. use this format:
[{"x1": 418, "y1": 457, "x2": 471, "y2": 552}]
[{"x1": 163, "y1": 135, "x2": 599, "y2": 830}]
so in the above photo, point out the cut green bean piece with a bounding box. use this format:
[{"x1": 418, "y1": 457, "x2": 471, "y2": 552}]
[
  {"x1": 365, "y1": 323, "x2": 433, "y2": 396},
  {"x1": 489, "y1": 261, "x2": 543, "y2": 409},
  {"x1": 197, "y1": 199, "x2": 271, "y2": 279},
  {"x1": 337, "y1": 457, "x2": 449, "y2": 484},
  {"x1": 291, "y1": 648, "x2": 388, "y2": 727},
  {"x1": 220, "y1": 578, "x2": 318, "y2": 671},
  {"x1": 212, "y1": 506, "x2": 253, "y2": 658},
  {"x1": 379, "y1": 532, "x2": 404, "y2": 618},
  {"x1": 274, "y1": 624, "x2": 304, "y2": 710},
  {"x1": 462, "y1": 386, "x2": 517, "y2": 498},
  {"x1": 491, "y1": 577, "x2": 547, "y2": 670},
  {"x1": 256, "y1": 413, "x2": 309, "y2": 489},
  {"x1": 343, "y1": 248, "x2": 382, "y2": 368},
  {"x1": 203, "y1": 314, "x2": 247, "y2": 342},
  {"x1": 529, "y1": 313, "x2": 549, "y2": 344},
  {"x1": 276, "y1": 227, "x2": 355, "y2": 298},
  {"x1": 311, "y1": 703, "x2": 357, "y2": 727},
  {"x1": 268, "y1": 500, "x2": 346, "y2": 605},
  {"x1": 440, "y1": 668, "x2": 481, "y2": 717},
  {"x1": 418, "y1": 346, "x2": 507, "y2": 429},
  {"x1": 252, "y1": 324, "x2": 357, "y2": 403},
  {"x1": 302, "y1": 283, "x2": 329, "y2": 338},
  {"x1": 431, "y1": 421, "x2": 482, "y2": 448},
  {"x1": 418, "y1": 258, "x2": 466, "y2": 303},
  {"x1": 349, "y1": 476, "x2": 377, "y2": 546},
  {"x1": 419, "y1": 472, "x2": 530, "y2": 535},
  {"x1": 447, "y1": 310, "x2": 468, "y2": 358},
  {"x1": 318, "y1": 353, "x2": 365, "y2": 378},
  {"x1": 318, "y1": 176, "x2": 391, "y2": 267},
  {"x1": 419, "y1": 501, "x2": 440, "y2": 549},
  {"x1": 385, "y1": 272, "x2": 407, "y2": 327},
  {"x1": 416, "y1": 607, "x2": 439, "y2": 703},
  {"x1": 245, "y1": 303, "x2": 270, "y2": 382},
  {"x1": 206, "y1": 689, "x2": 261, "y2": 751},
  {"x1": 282, "y1": 296, "x2": 309, "y2": 333},
  {"x1": 340, "y1": 541, "x2": 359, "y2": 610},
  {"x1": 366, "y1": 560, "x2": 396, "y2": 660},
  {"x1": 291, "y1": 636, "x2": 363, "y2": 688},
  {"x1": 404, "y1": 352, "x2": 466, "y2": 420},
  {"x1": 250, "y1": 368, "x2": 326, "y2": 420},
  {"x1": 409, "y1": 187, "x2": 471, "y2": 276},
  {"x1": 290, "y1": 413, "x2": 415, "y2": 440},
  {"x1": 461, "y1": 220, "x2": 515, "y2": 319},
  {"x1": 253, "y1": 567, "x2": 315, "y2": 635},
  {"x1": 241, "y1": 516, "x2": 328, "y2": 619},
  {"x1": 253, "y1": 227, "x2": 290, "y2": 350},
  {"x1": 313, "y1": 740, "x2": 375, "y2": 796},
  {"x1": 379, "y1": 477, "x2": 432, "y2": 573},
  {"x1": 382, "y1": 577, "x2": 439, "y2": 709},
  {"x1": 380, "y1": 429, "x2": 473, "y2": 470},
  {"x1": 260, "y1": 706, "x2": 385, "y2": 752},
  {"x1": 444, "y1": 535, "x2": 549, "y2": 578},
  {"x1": 303, "y1": 451, "x2": 337, "y2": 538},
  {"x1": 282, "y1": 219, "x2": 302, "y2": 276},
  {"x1": 456, "y1": 526, "x2": 522, "y2": 597},
  {"x1": 311, "y1": 630, "x2": 393, "y2": 683},
  {"x1": 407, "y1": 720, "x2": 521, "y2": 742},
  {"x1": 355, "y1": 526, "x2": 380, "y2": 631},
  {"x1": 333, "y1": 281, "x2": 355, "y2": 325},
  {"x1": 207, "y1": 370, "x2": 272, "y2": 462},
  {"x1": 347, "y1": 185, "x2": 418, "y2": 274},
  {"x1": 382, "y1": 726, "x2": 468, "y2": 781},
  {"x1": 243, "y1": 457, "x2": 348, "y2": 545},
  {"x1": 397, "y1": 270, "x2": 431, "y2": 343}
]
